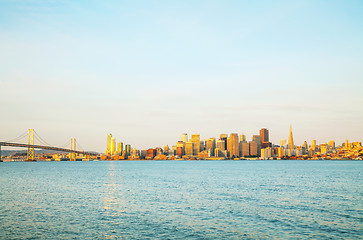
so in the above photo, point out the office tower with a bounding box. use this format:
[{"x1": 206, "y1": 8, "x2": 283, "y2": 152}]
[
  {"x1": 328, "y1": 140, "x2": 335, "y2": 149},
  {"x1": 205, "y1": 138, "x2": 216, "y2": 157},
  {"x1": 260, "y1": 128, "x2": 271, "y2": 148},
  {"x1": 106, "y1": 133, "x2": 112, "y2": 155},
  {"x1": 191, "y1": 134, "x2": 200, "y2": 155},
  {"x1": 146, "y1": 148, "x2": 156, "y2": 159},
  {"x1": 288, "y1": 125, "x2": 295, "y2": 149},
  {"x1": 240, "y1": 134, "x2": 246, "y2": 142},
  {"x1": 181, "y1": 133, "x2": 188, "y2": 143},
  {"x1": 125, "y1": 144, "x2": 131, "y2": 156},
  {"x1": 227, "y1": 133, "x2": 239, "y2": 157},
  {"x1": 211, "y1": 138, "x2": 216, "y2": 150},
  {"x1": 176, "y1": 141, "x2": 184, "y2": 157},
  {"x1": 345, "y1": 139, "x2": 349, "y2": 149},
  {"x1": 110, "y1": 137, "x2": 116, "y2": 155},
  {"x1": 241, "y1": 142, "x2": 250, "y2": 157},
  {"x1": 321, "y1": 144, "x2": 328, "y2": 154},
  {"x1": 302, "y1": 141, "x2": 308, "y2": 149},
  {"x1": 117, "y1": 142, "x2": 123, "y2": 155},
  {"x1": 311, "y1": 140, "x2": 317, "y2": 150},
  {"x1": 252, "y1": 135, "x2": 261, "y2": 156},
  {"x1": 164, "y1": 145, "x2": 170, "y2": 155},
  {"x1": 278, "y1": 147, "x2": 284, "y2": 158},
  {"x1": 261, "y1": 147, "x2": 272, "y2": 159},
  {"x1": 200, "y1": 141, "x2": 205, "y2": 151},
  {"x1": 185, "y1": 142, "x2": 193, "y2": 156},
  {"x1": 217, "y1": 139, "x2": 225, "y2": 151},
  {"x1": 249, "y1": 141, "x2": 258, "y2": 156},
  {"x1": 260, "y1": 128, "x2": 269, "y2": 142},
  {"x1": 280, "y1": 139, "x2": 287, "y2": 147},
  {"x1": 220, "y1": 134, "x2": 228, "y2": 150}
]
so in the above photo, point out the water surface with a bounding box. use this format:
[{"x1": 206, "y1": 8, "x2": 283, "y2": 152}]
[{"x1": 0, "y1": 160, "x2": 362, "y2": 239}]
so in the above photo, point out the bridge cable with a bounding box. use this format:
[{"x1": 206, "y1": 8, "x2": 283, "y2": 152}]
[
  {"x1": 5, "y1": 131, "x2": 28, "y2": 143},
  {"x1": 34, "y1": 131, "x2": 52, "y2": 146},
  {"x1": 76, "y1": 140, "x2": 85, "y2": 152}
]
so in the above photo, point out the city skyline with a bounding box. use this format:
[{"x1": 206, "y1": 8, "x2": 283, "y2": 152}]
[{"x1": 1, "y1": 1, "x2": 362, "y2": 152}]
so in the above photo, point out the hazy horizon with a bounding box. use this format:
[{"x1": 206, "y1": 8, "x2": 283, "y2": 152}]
[{"x1": 1, "y1": 0, "x2": 362, "y2": 152}]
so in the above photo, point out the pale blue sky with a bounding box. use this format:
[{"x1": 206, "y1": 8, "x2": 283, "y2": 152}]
[{"x1": 1, "y1": 0, "x2": 362, "y2": 151}]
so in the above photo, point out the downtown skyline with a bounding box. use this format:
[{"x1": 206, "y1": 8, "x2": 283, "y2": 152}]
[{"x1": 1, "y1": 0, "x2": 362, "y2": 152}]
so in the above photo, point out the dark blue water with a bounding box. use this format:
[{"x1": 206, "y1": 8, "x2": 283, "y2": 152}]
[{"x1": 0, "y1": 161, "x2": 362, "y2": 239}]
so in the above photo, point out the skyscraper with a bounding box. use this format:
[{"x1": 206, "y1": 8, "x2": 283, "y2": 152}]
[
  {"x1": 110, "y1": 137, "x2": 116, "y2": 155},
  {"x1": 181, "y1": 133, "x2": 188, "y2": 143},
  {"x1": 249, "y1": 141, "x2": 258, "y2": 156},
  {"x1": 240, "y1": 134, "x2": 246, "y2": 142},
  {"x1": 252, "y1": 135, "x2": 261, "y2": 156},
  {"x1": 220, "y1": 134, "x2": 228, "y2": 151},
  {"x1": 191, "y1": 134, "x2": 200, "y2": 155},
  {"x1": 217, "y1": 139, "x2": 225, "y2": 151},
  {"x1": 125, "y1": 144, "x2": 131, "y2": 156},
  {"x1": 106, "y1": 133, "x2": 112, "y2": 155},
  {"x1": 241, "y1": 142, "x2": 250, "y2": 157},
  {"x1": 185, "y1": 142, "x2": 193, "y2": 156},
  {"x1": 260, "y1": 128, "x2": 270, "y2": 148},
  {"x1": 117, "y1": 142, "x2": 123, "y2": 155},
  {"x1": 288, "y1": 125, "x2": 295, "y2": 149},
  {"x1": 227, "y1": 133, "x2": 239, "y2": 158},
  {"x1": 311, "y1": 140, "x2": 317, "y2": 150}
]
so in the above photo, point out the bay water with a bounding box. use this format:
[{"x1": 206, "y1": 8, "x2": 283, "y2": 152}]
[{"x1": 0, "y1": 160, "x2": 362, "y2": 239}]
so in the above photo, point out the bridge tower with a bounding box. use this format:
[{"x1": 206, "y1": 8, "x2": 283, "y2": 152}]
[
  {"x1": 70, "y1": 138, "x2": 76, "y2": 161},
  {"x1": 27, "y1": 129, "x2": 34, "y2": 161}
]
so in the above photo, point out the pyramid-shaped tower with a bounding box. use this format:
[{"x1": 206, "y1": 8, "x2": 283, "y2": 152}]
[{"x1": 288, "y1": 124, "x2": 295, "y2": 149}]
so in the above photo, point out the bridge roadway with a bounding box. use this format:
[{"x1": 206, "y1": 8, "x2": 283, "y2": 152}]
[{"x1": 0, "y1": 142, "x2": 98, "y2": 159}]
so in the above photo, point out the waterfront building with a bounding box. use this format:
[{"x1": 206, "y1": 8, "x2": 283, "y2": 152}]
[
  {"x1": 249, "y1": 141, "x2": 258, "y2": 156},
  {"x1": 146, "y1": 148, "x2": 156, "y2": 159},
  {"x1": 252, "y1": 135, "x2": 261, "y2": 156},
  {"x1": 205, "y1": 138, "x2": 214, "y2": 156},
  {"x1": 312, "y1": 140, "x2": 317, "y2": 150},
  {"x1": 329, "y1": 140, "x2": 335, "y2": 149},
  {"x1": 288, "y1": 125, "x2": 295, "y2": 149},
  {"x1": 261, "y1": 147, "x2": 273, "y2": 159},
  {"x1": 117, "y1": 142, "x2": 123, "y2": 155},
  {"x1": 110, "y1": 137, "x2": 116, "y2": 155},
  {"x1": 280, "y1": 139, "x2": 287, "y2": 147},
  {"x1": 140, "y1": 150, "x2": 147, "y2": 159},
  {"x1": 302, "y1": 141, "x2": 308, "y2": 149},
  {"x1": 164, "y1": 145, "x2": 170, "y2": 155},
  {"x1": 176, "y1": 141, "x2": 185, "y2": 157},
  {"x1": 321, "y1": 144, "x2": 328, "y2": 154},
  {"x1": 106, "y1": 133, "x2": 112, "y2": 155},
  {"x1": 191, "y1": 134, "x2": 200, "y2": 155},
  {"x1": 125, "y1": 144, "x2": 131, "y2": 156},
  {"x1": 185, "y1": 141, "x2": 193, "y2": 156},
  {"x1": 227, "y1": 133, "x2": 239, "y2": 158},
  {"x1": 181, "y1": 133, "x2": 188, "y2": 143},
  {"x1": 277, "y1": 147, "x2": 285, "y2": 158},
  {"x1": 286, "y1": 149, "x2": 296, "y2": 157}
]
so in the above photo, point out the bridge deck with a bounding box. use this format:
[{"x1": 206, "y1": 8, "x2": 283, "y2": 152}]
[{"x1": 0, "y1": 142, "x2": 98, "y2": 156}]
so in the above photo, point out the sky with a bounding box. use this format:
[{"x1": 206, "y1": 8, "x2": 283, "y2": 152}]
[{"x1": 1, "y1": 0, "x2": 362, "y2": 152}]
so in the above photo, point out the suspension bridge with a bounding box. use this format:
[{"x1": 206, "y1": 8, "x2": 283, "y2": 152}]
[{"x1": 0, "y1": 129, "x2": 98, "y2": 161}]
